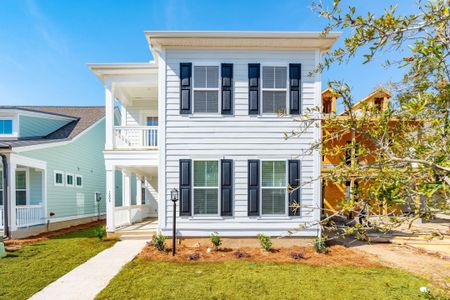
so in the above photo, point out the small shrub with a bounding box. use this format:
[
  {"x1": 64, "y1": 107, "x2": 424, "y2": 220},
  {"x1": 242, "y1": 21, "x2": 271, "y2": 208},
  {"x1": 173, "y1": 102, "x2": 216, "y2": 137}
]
[
  {"x1": 290, "y1": 251, "x2": 305, "y2": 260},
  {"x1": 152, "y1": 233, "x2": 167, "y2": 252},
  {"x1": 187, "y1": 253, "x2": 200, "y2": 261},
  {"x1": 233, "y1": 250, "x2": 251, "y2": 258},
  {"x1": 313, "y1": 237, "x2": 329, "y2": 253},
  {"x1": 94, "y1": 226, "x2": 106, "y2": 240},
  {"x1": 257, "y1": 234, "x2": 273, "y2": 251},
  {"x1": 210, "y1": 232, "x2": 222, "y2": 250}
]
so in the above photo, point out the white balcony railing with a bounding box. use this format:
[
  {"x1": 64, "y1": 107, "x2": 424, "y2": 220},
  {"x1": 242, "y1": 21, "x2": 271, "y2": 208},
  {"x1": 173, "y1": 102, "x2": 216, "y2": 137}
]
[
  {"x1": 113, "y1": 126, "x2": 158, "y2": 149},
  {"x1": 0, "y1": 205, "x2": 45, "y2": 229}
]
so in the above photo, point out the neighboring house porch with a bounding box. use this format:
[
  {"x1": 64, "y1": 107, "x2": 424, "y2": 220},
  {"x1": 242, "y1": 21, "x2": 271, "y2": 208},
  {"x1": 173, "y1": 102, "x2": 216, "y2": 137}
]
[{"x1": 0, "y1": 153, "x2": 47, "y2": 231}]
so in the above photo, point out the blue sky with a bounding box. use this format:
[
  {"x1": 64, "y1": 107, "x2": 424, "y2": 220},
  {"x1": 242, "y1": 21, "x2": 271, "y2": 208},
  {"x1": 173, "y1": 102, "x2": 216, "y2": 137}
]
[{"x1": 0, "y1": 0, "x2": 416, "y2": 106}]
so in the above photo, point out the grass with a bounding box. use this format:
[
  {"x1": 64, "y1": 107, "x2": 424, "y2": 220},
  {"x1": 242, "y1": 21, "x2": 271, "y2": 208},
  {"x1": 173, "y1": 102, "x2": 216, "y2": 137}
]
[
  {"x1": 0, "y1": 226, "x2": 116, "y2": 300},
  {"x1": 96, "y1": 259, "x2": 428, "y2": 300}
]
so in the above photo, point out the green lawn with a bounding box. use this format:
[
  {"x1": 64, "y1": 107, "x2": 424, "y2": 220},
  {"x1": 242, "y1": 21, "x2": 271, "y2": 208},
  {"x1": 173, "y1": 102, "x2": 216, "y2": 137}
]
[
  {"x1": 0, "y1": 226, "x2": 116, "y2": 300},
  {"x1": 96, "y1": 259, "x2": 428, "y2": 300}
]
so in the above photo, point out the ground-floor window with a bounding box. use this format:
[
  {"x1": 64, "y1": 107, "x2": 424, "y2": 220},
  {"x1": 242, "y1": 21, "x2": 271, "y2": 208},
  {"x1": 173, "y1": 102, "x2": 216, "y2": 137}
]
[
  {"x1": 16, "y1": 170, "x2": 27, "y2": 206},
  {"x1": 193, "y1": 160, "x2": 219, "y2": 215},
  {"x1": 261, "y1": 160, "x2": 286, "y2": 215},
  {"x1": 0, "y1": 170, "x2": 3, "y2": 206}
]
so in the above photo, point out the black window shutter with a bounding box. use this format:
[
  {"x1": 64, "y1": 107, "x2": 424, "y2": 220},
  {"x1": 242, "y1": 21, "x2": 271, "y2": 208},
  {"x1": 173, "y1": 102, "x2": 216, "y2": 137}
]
[
  {"x1": 179, "y1": 159, "x2": 192, "y2": 216},
  {"x1": 288, "y1": 159, "x2": 301, "y2": 216},
  {"x1": 180, "y1": 63, "x2": 192, "y2": 114},
  {"x1": 289, "y1": 64, "x2": 301, "y2": 115},
  {"x1": 221, "y1": 64, "x2": 233, "y2": 115},
  {"x1": 248, "y1": 64, "x2": 260, "y2": 115},
  {"x1": 221, "y1": 159, "x2": 233, "y2": 216},
  {"x1": 248, "y1": 159, "x2": 260, "y2": 216}
]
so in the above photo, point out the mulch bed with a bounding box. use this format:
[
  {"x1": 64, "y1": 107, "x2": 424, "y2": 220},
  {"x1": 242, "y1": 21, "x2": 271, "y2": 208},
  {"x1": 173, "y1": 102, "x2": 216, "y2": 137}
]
[
  {"x1": 139, "y1": 243, "x2": 381, "y2": 267},
  {"x1": 4, "y1": 220, "x2": 105, "y2": 248}
]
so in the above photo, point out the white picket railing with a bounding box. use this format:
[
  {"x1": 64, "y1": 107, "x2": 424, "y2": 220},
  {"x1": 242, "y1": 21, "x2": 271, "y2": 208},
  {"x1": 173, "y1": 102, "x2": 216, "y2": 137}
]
[
  {"x1": 113, "y1": 205, "x2": 152, "y2": 229},
  {"x1": 16, "y1": 205, "x2": 45, "y2": 227},
  {"x1": 113, "y1": 126, "x2": 158, "y2": 149},
  {"x1": 0, "y1": 205, "x2": 45, "y2": 229}
]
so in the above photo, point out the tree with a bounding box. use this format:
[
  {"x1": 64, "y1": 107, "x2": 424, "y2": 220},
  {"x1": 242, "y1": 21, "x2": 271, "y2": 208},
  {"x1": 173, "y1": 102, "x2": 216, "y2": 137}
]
[{"x1": 290, "y1": 0, "x2": 450, "y2": 239}]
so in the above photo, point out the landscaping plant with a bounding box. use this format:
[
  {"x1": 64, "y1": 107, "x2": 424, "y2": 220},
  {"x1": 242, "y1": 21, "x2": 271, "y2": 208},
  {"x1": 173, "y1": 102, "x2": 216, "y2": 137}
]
[
  {"x1": 94, "y1": 226, "x2": 106, "y2": 240},
  {"x1": 210, "y1": 232, "x2": 222, "y2": 250},
  {"x1": 257, "y1": 234, "x2": 273, "y2": 252},
  {"x1": 152, "y1": 233, "x2": 167, "y2": 252},
  {"x1": 313, "y1": 237, "x2": 328, "y2": 254}
]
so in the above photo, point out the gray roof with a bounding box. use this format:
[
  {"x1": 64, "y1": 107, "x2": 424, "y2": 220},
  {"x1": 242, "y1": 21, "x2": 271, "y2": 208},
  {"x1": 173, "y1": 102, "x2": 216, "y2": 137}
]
[{"x1": 0, "y1": 106, "x2": 104, "y2": 149}]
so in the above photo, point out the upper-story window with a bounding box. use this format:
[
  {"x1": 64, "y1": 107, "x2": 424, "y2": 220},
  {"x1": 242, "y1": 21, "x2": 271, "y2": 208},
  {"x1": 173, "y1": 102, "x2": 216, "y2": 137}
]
[
  {"x1": 193, "y1": 66, "x2": 219, "y2": 113},
  {"x1": 262, "y1": 66, "x2": 288, "y2": 114},
  {"x1": 374, "y1": 97, "x2": 384, "y2": 111},
  {"x1": 323, "y1": 98, "x2": 332, "y2": 114},
  {"x1": 0, "y1": 119, "x2": 13, "y2": 135}
]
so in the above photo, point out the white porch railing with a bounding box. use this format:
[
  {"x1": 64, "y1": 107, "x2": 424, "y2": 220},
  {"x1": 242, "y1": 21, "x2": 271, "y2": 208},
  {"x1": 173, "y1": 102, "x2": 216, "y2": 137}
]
[
  {"x1": 113, "y1": 205, "x2": 152, "y2": 228},
  {"x1": 113, "y1": 126, "x2": 158, "y2": 149},
  {"x1": 0, "y1": 205, "x2": 45, "y2": 229}
]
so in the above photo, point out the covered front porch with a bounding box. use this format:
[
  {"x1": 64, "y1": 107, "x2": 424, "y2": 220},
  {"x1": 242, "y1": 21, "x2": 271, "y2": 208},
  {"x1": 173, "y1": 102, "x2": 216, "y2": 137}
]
[
  {"x1": 105, "y1": 163, "x2": 158, "y2": 233},
  {"x1": 1, "y1": 153, "x2": 47, "y2": 233}
]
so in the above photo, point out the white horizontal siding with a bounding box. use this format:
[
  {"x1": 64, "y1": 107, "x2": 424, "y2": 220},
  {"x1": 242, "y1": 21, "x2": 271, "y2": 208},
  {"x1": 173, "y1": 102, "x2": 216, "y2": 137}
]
[{"x1": 162, "y1": 48, "x2": 321, "y2": 237}]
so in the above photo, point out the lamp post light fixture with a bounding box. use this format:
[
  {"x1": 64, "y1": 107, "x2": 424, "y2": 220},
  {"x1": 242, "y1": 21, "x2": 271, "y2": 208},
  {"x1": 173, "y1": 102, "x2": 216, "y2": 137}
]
[{"x1": 170, "y1": 188, "x2": 179, "y2": 256}]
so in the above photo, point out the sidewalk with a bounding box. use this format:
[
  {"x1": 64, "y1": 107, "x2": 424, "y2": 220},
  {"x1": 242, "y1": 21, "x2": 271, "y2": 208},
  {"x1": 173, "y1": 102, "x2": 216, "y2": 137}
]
[{"x1": 30, "y1": 240, "x2": 147, "y2": 300}]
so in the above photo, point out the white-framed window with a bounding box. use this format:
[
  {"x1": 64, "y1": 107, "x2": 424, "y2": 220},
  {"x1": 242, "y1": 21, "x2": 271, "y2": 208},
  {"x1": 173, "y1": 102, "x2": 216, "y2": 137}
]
[
  {"x1": 261, "y1": 66, "x2": 288, "y2": 114},
  {"x1": 0, "y1": 170, "x2": 3, "y2": 206},
  {"x1": 0, "y1": 119, "x2": 13, "y2": 135},
  {"x1": 66, "y1": 173, "x2": 74, "y2": 187},
  {"x1": 16, "y1": 169, "x2": 28, "y2": 206},
  {"x1": 75, "y1": 175, "x2": 83, "y2": 188},
  {"x1": 54, "y1": 170, "x2": 64, "y2": 186},
  {"x1": 193, "y1": 65, "x2": 220, "y2": 113},
  {"x1": 261, "y1": 160, "x2": 287, "y2": 215},
  {"x1": 193, "y1": 160, "x2": 219, "y2": 215}
]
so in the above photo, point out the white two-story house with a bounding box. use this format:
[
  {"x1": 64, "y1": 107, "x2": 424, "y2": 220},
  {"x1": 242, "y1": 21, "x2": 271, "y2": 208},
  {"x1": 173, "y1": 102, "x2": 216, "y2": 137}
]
[{"x1": 89, "y1": 31, "x2": 340, "y2": 238}]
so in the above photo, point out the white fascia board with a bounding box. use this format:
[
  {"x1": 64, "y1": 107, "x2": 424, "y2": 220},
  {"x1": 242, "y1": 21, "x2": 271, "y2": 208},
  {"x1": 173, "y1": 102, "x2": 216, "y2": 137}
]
[
  {"x1": 87, "y1": 62, "x2": 158, "y2": 84},
  {"x1": 14, "y1": 117, "x2": 105, "y2": 153},
  {"x1": 0, "y1": 109, "x2": 77, "y2": 121},
  {"x1": 145, "y1": 30, "x2": 342, "y2": 53}
]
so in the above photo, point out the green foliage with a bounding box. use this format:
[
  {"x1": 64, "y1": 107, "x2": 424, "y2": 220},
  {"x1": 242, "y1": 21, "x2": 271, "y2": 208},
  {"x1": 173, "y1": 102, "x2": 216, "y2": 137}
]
[
  {"x1": 96, "y1": 260, "x2": 428, "y2": 300},
  {"x1": 313, "y1": 237, "x2": 329, "y2": 254},
  {"x1": 210, "y1": 232, "x2": 222, "y2": 250},
  {"x1": 152, "y1": 233, "x2": 167, "y2": 252},
  {"x1": 0, "y1": 226, "x2": 115, "y2": 300},
  {"x1": 94, "y1": 225, "x2": 106, "y2": 240},
  {"x1": 286, "y1": 1, "x2": 450, "y2": 238},
  {"x1": 257, "y1": 234, "x2": 273, "y2": 251}
]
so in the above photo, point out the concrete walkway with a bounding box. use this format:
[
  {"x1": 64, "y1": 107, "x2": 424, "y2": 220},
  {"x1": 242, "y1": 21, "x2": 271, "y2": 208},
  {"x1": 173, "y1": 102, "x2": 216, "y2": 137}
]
[{"x1": 30, "y1": 240, "x2": 147, "y2": 300}]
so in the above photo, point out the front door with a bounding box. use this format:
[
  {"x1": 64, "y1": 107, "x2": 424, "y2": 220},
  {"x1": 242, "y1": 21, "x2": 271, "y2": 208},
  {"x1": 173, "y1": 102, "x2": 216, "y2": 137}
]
[{"x1": 146, "y1": 117, "x2": 158, "y2": 146}]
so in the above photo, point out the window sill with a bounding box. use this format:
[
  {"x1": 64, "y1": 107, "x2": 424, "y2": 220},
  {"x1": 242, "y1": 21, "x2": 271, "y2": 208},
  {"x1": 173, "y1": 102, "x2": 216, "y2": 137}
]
[
  {"x1": 185, "y1": 114, "x2": 226, "y2": 118},
  {"x1": 186, "y1": 216, "x2": 226, "y2": 220},
  {"x1": 256, "y1": 216, "x2": 298, "y2": 220}
]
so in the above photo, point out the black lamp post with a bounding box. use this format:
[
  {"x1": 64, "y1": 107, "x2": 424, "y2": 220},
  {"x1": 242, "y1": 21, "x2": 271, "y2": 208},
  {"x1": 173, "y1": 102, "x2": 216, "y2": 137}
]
[{"x1": 170, "y1": 188, "x2": 178, "y2": 256}]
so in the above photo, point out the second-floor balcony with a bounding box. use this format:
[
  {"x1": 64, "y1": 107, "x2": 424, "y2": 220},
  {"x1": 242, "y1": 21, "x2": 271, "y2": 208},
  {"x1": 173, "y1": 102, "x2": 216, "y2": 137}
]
[{"x1": 113, "y1": 126, "x2": 158, "y2": 150}]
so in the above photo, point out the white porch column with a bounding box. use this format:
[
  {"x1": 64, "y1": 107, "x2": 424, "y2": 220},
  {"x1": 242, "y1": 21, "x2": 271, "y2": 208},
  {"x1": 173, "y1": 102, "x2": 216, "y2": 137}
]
[
  {"x1": 105, "y1": 85, "x2": 115, "y2": 150},
  {"x1": 136, "y1": 176, "x2": 143, "y2": 206},
  {"x1": 123, "y1": 171, "x2": 131, "y2": 225},
  {"x1": 105, "y1": 166, "x2": 116, "y2": 232},
  {"x1": 8, "y1": 160, "x2": 17, "y2": 232}
]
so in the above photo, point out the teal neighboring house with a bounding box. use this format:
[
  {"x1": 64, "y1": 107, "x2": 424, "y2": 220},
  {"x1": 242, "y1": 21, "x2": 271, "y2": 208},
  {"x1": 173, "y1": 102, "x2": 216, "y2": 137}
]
[{"x1": 0, "y1": 106, "x2": 106, "y2": 238}]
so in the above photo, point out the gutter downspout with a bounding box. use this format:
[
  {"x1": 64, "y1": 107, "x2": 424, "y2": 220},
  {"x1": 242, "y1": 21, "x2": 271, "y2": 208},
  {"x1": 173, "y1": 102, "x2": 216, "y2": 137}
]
[{"x1": 1, "y1": 154, "x2": 10, "y2": 239}]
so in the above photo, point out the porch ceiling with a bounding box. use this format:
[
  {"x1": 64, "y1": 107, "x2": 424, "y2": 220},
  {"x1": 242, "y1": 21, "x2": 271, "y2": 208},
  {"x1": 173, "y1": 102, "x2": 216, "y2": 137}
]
[
  {"x1": 114, "y1": 83, "x2": 157, "y2": 105},
  {"x1": 117, "y1": 165, "x2": 157, "y2": 179}
]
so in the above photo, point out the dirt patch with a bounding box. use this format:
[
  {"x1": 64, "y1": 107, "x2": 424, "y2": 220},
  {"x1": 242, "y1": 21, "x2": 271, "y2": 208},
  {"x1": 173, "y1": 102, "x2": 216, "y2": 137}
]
[
  {"x1": 4, "y1": 220, "x2": 105, "y2": 247},
  {"x1": 139, "y1": 244, "x2": 381, "y2": 267},
  {"x1": 341, "y1": 241, "x2": 450, "y2": 293}
]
